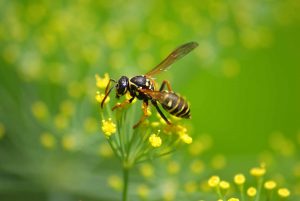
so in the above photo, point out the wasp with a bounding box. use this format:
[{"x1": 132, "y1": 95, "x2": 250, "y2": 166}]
[{"x1": 101, "y1": 41, "x2": 198, "y2": 128}]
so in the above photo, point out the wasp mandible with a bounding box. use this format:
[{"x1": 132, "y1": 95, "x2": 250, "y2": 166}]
[{"x1": 101, "y1": 42, "x2": 198, "y2": 128}]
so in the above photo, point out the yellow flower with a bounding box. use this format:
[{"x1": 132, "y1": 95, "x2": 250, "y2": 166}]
[
  {"x1": 184, "y1": 181, "x2": 197, "y2": 193},
  {"x1": 180, "y1": 133, "x2": 193, "y2": 144},
  {"x1": 247, "y1": 187, "x2": 257, "y2": 197},
  {"x1": 219, "y1": 180, "x2": 230, "y2": 190},
  {"x1": 62, "y1": 135, "x2": 76, "y2": 151},
  {"x1": 250, "y1": 166, "x2": 266, "y2": 177},
  {"x1": 101, "y1": 118, "x2": 116, "y2": 137},
  {"x1": 278, "y1": 188, "x2": 290, "y2": 198},
  {"x1": 151, "y1": 121, "x2": 160, "y2": 127},
  {"x1": 137, "y1": 184, "x2": 150, "y2": 199},
  {"x1": 107, "y1": 175, "x2": 122, "y2": 191},
  {"x1": 95, "y1": 91, "x2": 110, "y2": 104},
  {"x1": 188, "y1": 140, "x2": 205, "y2": 156},
  {"x1": 149, "y1": 133, "x2": 162, "y2": 147},
  {"x1": 95, "y1": 73, "x2": 110, "y2": 89},
  {"x1": 126, "y1": 92, "x2": 136, "y2": 103},
  {"x1": 139, "y1": 163, "x2": 154, "y2": 178},
  {"x1": 227, "y1": 198, "x2": 239, "y2": 201},
  {"x1": 190, "y1": 160, "x2": 204, "y2": 174},
  {"x1": 208, "y1": 175, "x2": 220, "y2": 188},
  {"x1": 264, "y1": 180, "x2": 277, "y2": 190},
  {"x1": 31, "y1": 101, "x2": 49, "y2": 120},
  {"x1": 40, "y1": 132, "x2": 56, "y2": 149},
  {"x1": 234, "y1": 173, "x2": 246, "y2": 185},
  {"x1": 176, "y1": 125, "x2": 188, "y2": 136},
  {"x1": 54, "y1": 114, "x2": 69, "y2": 130},
  {"x1": 60, "y1": 100, "x2": 75, "y2": 117}
]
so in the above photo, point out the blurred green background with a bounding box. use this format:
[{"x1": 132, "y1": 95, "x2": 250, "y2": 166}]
[{"x1": 0, "y1": 0, "x2": 299, "y2": 200}]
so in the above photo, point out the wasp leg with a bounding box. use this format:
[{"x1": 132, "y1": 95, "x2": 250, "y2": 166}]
[
  {"x1": 101, "y1": 78, "x2": 116, "y2": 108},
  {"x1": 151, "y1": 100, "x2": 171, "y2": 125},
  {"x1": 133, "y1": 101, "x2": 149, "y2": 129},
  {"x1": 159, "y1": 80, "x2": 173, "y2": 92},
  {"x1": 112, "y1": 96, "x2": 135, "y2": 111}
]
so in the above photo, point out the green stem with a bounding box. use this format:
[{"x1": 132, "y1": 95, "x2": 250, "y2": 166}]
[
  {"x1": 254, "y1": 177, "x2": 263, "y2": 201},
  {"x1": 122, "y1": 166, "x2": 130, "y2": 201},
  {"x1": 239, "y1": 185, "x2": 245, "y2": 201},
  {"x1": 215, "y1": 186, "x2": 223, "y2": 199}
]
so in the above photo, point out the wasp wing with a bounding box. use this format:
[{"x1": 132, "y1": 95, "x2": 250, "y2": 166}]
[
  {"x1": 139, "y1": 89, "x2": 165, "y2": 102},
  {"x1": 145, "y1": 41, "x2": 198, "y2": 77}
]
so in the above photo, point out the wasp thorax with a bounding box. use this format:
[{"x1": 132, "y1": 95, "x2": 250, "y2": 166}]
[{"x1": 116, "y1": 76, "x2": 129, "y2": 98}]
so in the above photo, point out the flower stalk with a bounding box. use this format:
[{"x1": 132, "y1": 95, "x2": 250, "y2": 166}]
[
  {"x1": 122, "y1": 165, "x2": 129, "y2": 201},
  {"x1": 96, "y1": 73, "x2": 193, "y2": 201}
]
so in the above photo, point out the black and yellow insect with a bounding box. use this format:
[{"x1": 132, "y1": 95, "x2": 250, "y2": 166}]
[{"x1": 101, "y1": 42, "x2": 198, "y2": 128}]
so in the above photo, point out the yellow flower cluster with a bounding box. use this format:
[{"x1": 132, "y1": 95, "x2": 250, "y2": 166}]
[
  {"x1": 95, "y1": 91, "x2": 110, "y2": 104},
  {"x1": 247, "y1": 187, "x2": 257, "y2": 197},
  {"x1": 233, "y1": 173, "x2": 246, "y2": 185},
  {"x1": 208, "y1": 175, "x2": 220, "y2": 187},
  {"x1": 264, "y1": 180, "x2": 277, "y2": 190},
  {"x1": 208, "y1": 166, "x2": 291, "y2": 200},
  {"x1": 101, "y1": 118, "x2": 116, "y2": 137},
  {"x1": 149, "y1": 133, "x2": 162, "y2": 148},
  {"x1": 278, "y1": 188, "x2": 290, "y2": 197},
  {"x1": 250, "y1": 165, "x2": 266, "y2": 177},
  {"x1": 176, "y1": 125, "x2": 193, "y2": 144},
  {"x1": 95, "y1": 73, "x2": 110, "y2": 89}
]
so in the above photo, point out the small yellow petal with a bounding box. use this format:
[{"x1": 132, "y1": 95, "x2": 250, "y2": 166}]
[
  {"x1": 180, "y1": 134, "x2": 193, "y2": 144},
  {"x1": 264, "y1": 180, "x2": 277, "y2": 190},
  {"x1": 227, "y1": 198, "x2": 239, "y2": 201},
  {"x1": 151, "y1": 121, "x2": 160, "y2": 127},
  {"x1": 278, "y1": 188, "x2": 290, "y2": 198},
  {"x1": 250, "y1": 166, "x2": 266, "y2": 177},
  {"x1": 247, "y1": 187, "x2": 257, "y2": 197},
  {"x1": 176, "y1": 125, "x2": 188, "y2": 136},
  {"x1": 126, "y1": 92, "x2": 136, "y2": 103},
  {"x1": 208, "y1": 175, "x2": 220, "y2": 187},
  {"x1": 234, "y1": 173, "x2": 246, "y2": 185},
  {"x1": 219, "y1": 180, "x2": 230, "y2": 190}
]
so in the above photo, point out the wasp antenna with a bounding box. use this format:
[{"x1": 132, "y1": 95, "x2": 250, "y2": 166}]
[{"x1": 101, "y1": 85, "x2": 115, "y2": 108}]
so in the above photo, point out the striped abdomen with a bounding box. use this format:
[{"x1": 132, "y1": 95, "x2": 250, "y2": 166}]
[{"x1": 160, "y1": 91, "x2": 191, "y2": 118}]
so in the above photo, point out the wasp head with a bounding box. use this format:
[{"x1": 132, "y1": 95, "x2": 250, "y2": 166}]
[{"x1": 116, "y1": 76, "x2": 129, "y2": 98}]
